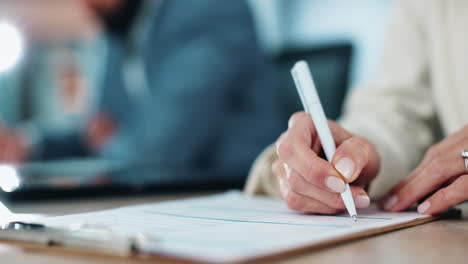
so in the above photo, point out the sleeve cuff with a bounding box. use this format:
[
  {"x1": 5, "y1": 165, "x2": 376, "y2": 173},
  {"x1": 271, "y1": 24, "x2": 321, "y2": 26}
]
[{"x1": 244, "y1": 144, "x2": 281, "y2": 197}]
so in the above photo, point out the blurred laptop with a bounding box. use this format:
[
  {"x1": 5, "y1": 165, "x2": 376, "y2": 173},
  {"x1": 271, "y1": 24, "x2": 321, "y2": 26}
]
[{"x1": 0, "y1": 159, "x2": 243, "y2": 200}]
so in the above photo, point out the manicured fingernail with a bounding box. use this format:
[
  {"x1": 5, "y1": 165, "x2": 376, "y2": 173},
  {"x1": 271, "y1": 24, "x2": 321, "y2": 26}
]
[
  {"x1": 335, "y1": 158, "x2": 355, "y2": 180},
  {"x1": 355, "y1": 195, "x2": 370, "y2": 208},
  {"x1": 384, "y1": 196, "x2": 398, "y2": 210},
  {"x1": 418, "y1": 201, "x2": 430, "y2": 214},
  {"x1": 326, "y1": 176, "x2": 345, "y2": 193}
]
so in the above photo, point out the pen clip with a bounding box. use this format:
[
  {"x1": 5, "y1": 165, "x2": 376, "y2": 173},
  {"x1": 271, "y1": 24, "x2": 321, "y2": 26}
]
[{"x1": 291, "y1": 66, "x2": 310, "y2": 112}]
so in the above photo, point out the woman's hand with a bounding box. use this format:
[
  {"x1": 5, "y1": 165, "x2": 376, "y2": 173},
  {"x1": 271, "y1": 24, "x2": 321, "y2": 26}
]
[
  {"x1": 274, "y1": 112, "x2": 380, "y2": 214},
  {"x1": 381, "y1": 125, "x2": 468, "y2": 215}
]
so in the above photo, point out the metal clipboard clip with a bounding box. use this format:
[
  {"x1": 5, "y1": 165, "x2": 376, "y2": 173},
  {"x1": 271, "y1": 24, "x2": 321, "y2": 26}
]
[{"x1": 0, "y1": 221, "x2": 158, "y2": 256}]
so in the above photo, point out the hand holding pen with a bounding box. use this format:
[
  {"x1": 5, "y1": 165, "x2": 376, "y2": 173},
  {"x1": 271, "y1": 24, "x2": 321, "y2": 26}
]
[{"x1": 273, "y1": 61, "x2": 380, "y2": 216}]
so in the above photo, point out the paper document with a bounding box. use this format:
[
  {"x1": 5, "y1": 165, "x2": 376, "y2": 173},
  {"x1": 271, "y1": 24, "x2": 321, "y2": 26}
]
[{"x1": 45, "y1": 191, "x2": 432, "y2": 263}]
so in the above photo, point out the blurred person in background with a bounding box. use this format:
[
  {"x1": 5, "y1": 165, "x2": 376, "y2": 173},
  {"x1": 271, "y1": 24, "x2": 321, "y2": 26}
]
[
  {"x1": 0, "y1": 0, "x2": 283, "y2": 182},
  {"x1": 246, "y1": 0, "x2": 468, "y2": 216}
]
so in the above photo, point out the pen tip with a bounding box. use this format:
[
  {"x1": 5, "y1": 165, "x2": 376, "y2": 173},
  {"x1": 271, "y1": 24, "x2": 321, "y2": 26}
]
[{"x1": 352, "y1": 215, "x2": 357, "y2": 221}]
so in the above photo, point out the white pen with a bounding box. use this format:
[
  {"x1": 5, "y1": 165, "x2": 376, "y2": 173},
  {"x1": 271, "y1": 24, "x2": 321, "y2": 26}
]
[{"x1": 291, "y1": 60, "x2": 357, "y2": 221}]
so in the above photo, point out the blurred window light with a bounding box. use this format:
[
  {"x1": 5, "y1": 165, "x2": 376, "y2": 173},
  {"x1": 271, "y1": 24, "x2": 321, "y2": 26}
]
[
  {"x1": 0, "y1": 165, "x2": 20, "y2": 192},
  {"x1": 0, "y1": 22, "x2": 24, "y2": 73}
]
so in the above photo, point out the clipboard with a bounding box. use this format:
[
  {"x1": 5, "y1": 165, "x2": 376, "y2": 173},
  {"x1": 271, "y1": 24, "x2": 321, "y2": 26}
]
[{"x1": 0, "y1": 192, "x2": 460, "y2": 264}]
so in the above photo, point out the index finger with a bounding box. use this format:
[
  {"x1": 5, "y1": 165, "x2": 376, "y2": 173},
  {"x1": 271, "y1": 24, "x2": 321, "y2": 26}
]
[{"x1": 277, "y1": 114, "x2": 346, "y2": 193}]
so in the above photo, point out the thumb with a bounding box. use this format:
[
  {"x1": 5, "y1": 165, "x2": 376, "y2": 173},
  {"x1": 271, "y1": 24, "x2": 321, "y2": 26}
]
[{"x1": 332, "y1": 136, "x2": 380, "y2": 185}]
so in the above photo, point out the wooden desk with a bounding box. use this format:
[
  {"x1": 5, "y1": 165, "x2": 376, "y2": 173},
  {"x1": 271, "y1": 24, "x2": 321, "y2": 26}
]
[{"x1": 2, "y1": 194, "x2": 468, "y2": 264}]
